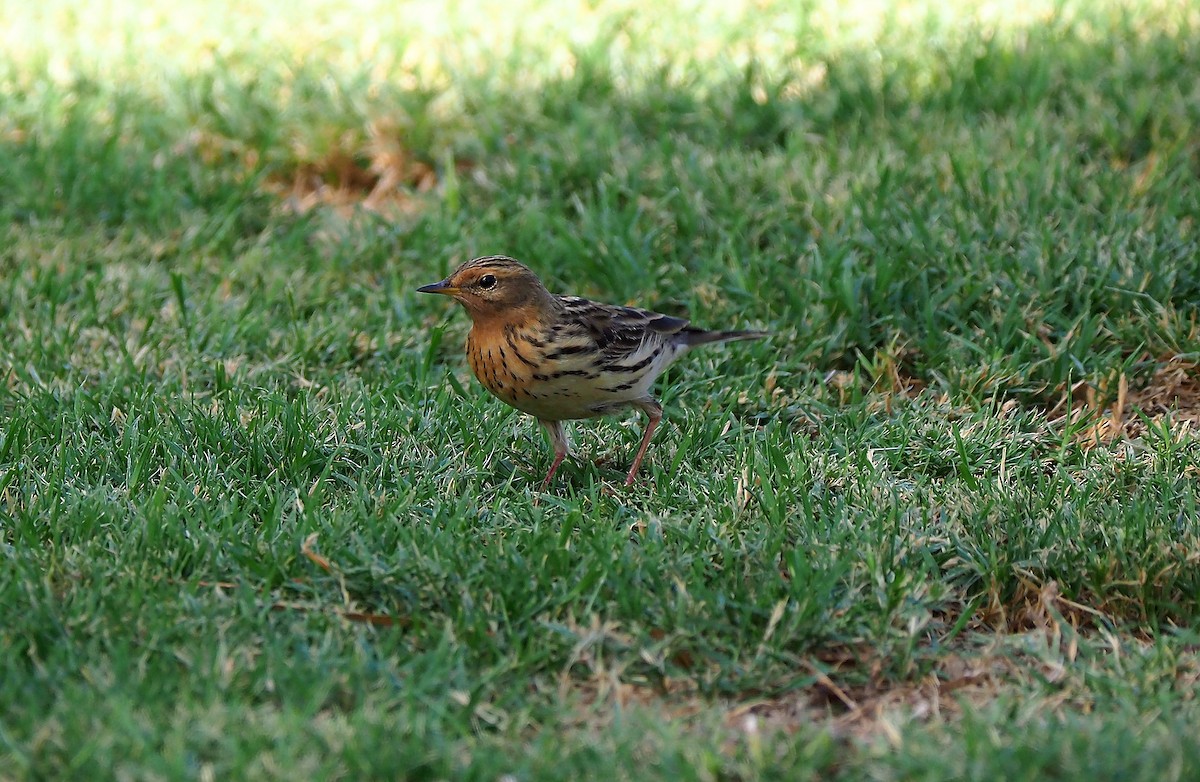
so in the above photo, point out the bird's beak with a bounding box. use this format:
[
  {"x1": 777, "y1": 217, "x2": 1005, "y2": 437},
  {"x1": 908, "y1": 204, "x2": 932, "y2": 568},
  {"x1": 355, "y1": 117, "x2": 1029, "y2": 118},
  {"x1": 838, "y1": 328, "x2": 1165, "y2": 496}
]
[{"x1": 417, "y1": 278, "x2": 460, "y2": 296}]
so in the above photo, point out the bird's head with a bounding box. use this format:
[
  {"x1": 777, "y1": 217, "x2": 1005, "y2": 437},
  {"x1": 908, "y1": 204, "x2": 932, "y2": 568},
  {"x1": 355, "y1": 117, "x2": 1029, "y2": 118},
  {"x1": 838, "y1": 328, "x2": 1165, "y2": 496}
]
[{"x1": 418, "y1": 255, "x2": 554, "y2": 324}]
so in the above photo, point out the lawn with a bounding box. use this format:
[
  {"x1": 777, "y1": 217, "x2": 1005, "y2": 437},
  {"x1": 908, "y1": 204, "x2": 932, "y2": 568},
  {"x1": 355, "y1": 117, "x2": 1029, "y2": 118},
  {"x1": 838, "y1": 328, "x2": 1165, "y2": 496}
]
[{"x1": 2, "y1": 0, "x2": 1200, "y2": 778}]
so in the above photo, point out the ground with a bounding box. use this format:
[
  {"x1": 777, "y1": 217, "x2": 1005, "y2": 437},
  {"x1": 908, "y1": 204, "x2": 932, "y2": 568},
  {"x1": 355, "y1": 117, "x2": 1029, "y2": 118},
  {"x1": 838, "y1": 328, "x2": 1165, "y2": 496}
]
[{"x1": 2, "y1": 0, "x2": 1199, "y2": 779}]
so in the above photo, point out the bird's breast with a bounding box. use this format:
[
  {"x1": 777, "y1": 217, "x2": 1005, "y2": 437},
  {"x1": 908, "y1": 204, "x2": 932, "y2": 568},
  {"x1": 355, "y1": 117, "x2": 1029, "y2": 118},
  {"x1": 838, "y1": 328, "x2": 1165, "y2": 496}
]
[{"x1": 466, "y1": 326, "x2": 531, "y2": 410}]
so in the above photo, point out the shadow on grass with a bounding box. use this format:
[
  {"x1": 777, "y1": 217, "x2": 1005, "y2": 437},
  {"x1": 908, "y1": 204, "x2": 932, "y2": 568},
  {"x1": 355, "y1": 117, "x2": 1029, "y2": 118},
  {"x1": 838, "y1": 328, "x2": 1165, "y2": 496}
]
[{"x1": 1, "y1": 14, "x2": 1197, "y2": 396}]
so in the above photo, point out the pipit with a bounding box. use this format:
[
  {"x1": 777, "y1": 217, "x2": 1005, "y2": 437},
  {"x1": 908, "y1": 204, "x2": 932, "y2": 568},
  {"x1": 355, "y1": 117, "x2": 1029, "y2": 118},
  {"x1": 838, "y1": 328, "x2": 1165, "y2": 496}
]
[{"x1": 419, "y1": 255, "x2": 766, "y2": 488}]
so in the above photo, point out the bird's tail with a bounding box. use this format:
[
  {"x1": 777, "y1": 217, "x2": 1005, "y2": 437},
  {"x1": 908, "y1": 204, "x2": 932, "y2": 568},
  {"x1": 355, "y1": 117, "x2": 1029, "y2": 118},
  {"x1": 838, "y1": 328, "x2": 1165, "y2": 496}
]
[{"x1": 678, "y1": 328, "x2": 769, "y2": 348}]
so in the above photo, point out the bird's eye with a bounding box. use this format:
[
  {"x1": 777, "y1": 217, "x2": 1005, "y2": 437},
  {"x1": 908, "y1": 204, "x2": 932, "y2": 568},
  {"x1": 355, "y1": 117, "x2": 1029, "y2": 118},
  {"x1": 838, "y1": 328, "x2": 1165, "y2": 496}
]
[{"x1": 478, "y1": 274, "x2": 497, "y2": 290}]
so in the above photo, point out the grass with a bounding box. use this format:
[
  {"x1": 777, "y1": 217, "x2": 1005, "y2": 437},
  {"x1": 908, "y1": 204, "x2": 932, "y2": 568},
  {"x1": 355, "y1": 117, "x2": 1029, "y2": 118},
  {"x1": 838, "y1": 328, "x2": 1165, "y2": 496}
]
[{"x1": 2, "y1": 0, "x2": 1200, "y2": 778}]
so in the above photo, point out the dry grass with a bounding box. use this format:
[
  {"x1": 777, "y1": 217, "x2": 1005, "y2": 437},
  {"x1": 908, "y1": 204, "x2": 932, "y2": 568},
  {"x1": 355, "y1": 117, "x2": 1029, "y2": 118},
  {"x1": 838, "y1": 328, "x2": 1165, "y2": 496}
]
[
  {"x1": 263, "y1": 120, "x2": 467, "y2": 218},
  {"x1": 1068, "y1": 358, "x2": 1200, "y2": 446}
]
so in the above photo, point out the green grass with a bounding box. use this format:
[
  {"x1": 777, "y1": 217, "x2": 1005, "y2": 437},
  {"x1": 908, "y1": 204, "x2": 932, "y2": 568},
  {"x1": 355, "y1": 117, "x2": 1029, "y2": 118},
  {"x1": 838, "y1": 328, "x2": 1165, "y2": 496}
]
[{"x1": 3, "y1": 0, "x2": 1200, "y2": 778}]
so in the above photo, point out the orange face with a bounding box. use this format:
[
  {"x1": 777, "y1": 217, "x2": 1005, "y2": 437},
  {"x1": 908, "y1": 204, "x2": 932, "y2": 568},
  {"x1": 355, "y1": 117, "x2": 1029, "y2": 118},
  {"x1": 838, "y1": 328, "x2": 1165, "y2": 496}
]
[{"x1": 417, "y1": 257, "x2": 552, "y2": 327}]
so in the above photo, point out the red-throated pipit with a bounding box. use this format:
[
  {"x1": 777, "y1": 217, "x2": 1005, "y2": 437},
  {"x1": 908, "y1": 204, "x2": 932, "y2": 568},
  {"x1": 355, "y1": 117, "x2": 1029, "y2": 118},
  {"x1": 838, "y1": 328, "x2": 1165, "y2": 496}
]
[{"x1": 419, "y1": 255, "x2": 766, "y2": 488}]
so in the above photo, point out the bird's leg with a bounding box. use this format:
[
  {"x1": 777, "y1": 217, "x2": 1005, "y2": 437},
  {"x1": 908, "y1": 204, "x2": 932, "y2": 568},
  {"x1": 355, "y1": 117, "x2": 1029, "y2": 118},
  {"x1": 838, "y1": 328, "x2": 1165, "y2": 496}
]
[
  {"x1": 539, "y1": 419, "x2": 571, "y2": 490},
  {"x1": 625, "y1": 398, "x2": 663, "y2": 486}
]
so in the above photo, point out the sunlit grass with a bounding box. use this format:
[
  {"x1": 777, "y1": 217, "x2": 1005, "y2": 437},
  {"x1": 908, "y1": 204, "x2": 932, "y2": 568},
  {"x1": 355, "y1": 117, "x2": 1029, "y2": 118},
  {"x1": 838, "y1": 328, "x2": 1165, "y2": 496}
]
[{"x1": 4, "y1": 0, "x2": 1194, "y2": 83}]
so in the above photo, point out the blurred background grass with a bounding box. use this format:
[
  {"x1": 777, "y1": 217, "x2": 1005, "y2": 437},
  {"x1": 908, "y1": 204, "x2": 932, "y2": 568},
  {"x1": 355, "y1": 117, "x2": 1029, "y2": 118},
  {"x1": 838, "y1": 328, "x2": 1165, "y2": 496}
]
[{"x1": 2, "y1": 0, "x2": 1197, "y2": 401}]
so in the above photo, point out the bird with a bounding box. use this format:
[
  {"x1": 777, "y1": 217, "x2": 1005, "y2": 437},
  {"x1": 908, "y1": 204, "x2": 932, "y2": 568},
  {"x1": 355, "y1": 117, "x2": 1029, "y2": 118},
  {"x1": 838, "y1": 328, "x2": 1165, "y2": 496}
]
[{"x1": 418, "y1": 255, "x2": 766, "y2": 489}]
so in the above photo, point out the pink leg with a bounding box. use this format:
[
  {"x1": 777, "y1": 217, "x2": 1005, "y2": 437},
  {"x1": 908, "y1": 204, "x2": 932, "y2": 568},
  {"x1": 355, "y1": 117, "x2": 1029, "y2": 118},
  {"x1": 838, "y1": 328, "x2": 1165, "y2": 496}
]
[
  {"x1": 541, "y1": 452, "x2": 566, "y2": 490},
  {"x1": 624, "y1": 399, "x2": 663, "y2": 486},
  {"x1": 539, "y1": 420, "x2": 570, "y2": 490}
]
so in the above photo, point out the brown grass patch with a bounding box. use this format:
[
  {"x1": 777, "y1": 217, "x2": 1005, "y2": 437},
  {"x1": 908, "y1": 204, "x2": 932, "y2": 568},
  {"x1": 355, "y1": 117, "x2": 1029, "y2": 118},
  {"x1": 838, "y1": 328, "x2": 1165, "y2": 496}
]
[
  {"x1": 543, "y1": 640, "x2": 1017, "y2": 749},
  {"x1": 168, "y1": 120, "x2": 456, "y2": 218},
  {"x1": 979, "y1": 576, "x2": 1116, "y2": 642},
  {"x1": 727, "y1": 651, "x2": 1011, "y2": 745},
  {"x1": 255, "y1": 120, "x2": 474, "y2": 218},
  {"x1": 539, "y1": 575, "x2": 1188, "y2": 750},
  {"x1": 267, "y1": 122, "x2": 444, "y2": 218},
  {"x1": 544, "y1": 619, "x2": 1179, "y2": 751},
  {"x1": 1051, "y1": 358, "x2": 1200, "y2": 446},
  {"x1": 822, "y1": 353, "x2": 1200, "y2": 446}
]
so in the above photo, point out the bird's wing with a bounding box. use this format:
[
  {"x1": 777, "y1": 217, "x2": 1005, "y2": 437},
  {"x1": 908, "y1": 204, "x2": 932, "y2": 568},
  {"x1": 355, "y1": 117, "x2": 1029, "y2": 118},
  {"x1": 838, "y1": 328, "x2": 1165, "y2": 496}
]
[
  {"x1": 515, "y1": 297, "x2": 690, "y2": 414},
  {"x1": 550, "y1": 297, "x2": 686, "y2": 364}
]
